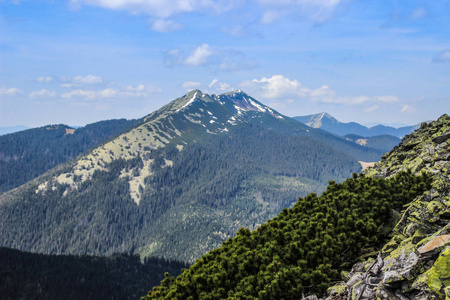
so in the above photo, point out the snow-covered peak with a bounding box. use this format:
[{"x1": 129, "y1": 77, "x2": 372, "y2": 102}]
[
  {"x1": 219, "y1": 91, "x2": 284, "y2": 119},
  {"x1": 176, "y1": 91, "x2": 198, "y2": 112}
]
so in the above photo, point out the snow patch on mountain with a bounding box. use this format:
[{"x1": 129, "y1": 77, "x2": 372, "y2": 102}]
[{"x1": 177, "y1": 92, "x2": 198, "y2": 112}]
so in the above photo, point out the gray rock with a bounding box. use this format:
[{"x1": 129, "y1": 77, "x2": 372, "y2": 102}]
[
  {"x1": 382, "y1": 249, "x2": 420, "y2": 284},
  {"x1": 429, "y1": 147, "x2": 435, "y2": 155},
  {"x1": 432, "y1": 132, "x2": 450, "y2": 144}
]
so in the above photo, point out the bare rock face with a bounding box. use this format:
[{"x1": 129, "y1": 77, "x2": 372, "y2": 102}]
[{"x1": 311, "y1": 115, "x2": 450, "y2": 300}]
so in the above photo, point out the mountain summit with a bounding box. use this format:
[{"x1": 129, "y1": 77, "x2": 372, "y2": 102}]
[
  {"x1": 29, "y1": 90, "x2": 287, "y2": 205},
  {"x1": 1, "y1": 90, "x2": 376, "y2": 262}
]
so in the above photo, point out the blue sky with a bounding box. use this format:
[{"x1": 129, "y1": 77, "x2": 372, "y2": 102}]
[{"x1": 0, "y1": 0, "x2": 449, "y2": 127}]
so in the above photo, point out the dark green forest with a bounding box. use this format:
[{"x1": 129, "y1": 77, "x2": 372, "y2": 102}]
[
  {"x1": 0, "y1": 118, "x2": 138, "y2": 193},
  {"x1": 0, "y1": 123, "x2": 362, "y2": 261},
  {"x1": 144, "y1": 170, "x2": 432, "y2": 300},
  {"x1": 343, "y1": 134, "x2": 401, "y2": 153},
  {"x1": 0, "y1": 247, "x2": 187, "y2": 300}
]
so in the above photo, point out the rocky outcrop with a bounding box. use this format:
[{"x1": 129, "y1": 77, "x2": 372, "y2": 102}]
[{"x1": 310, "y1": 115, "x2": 450, "y2": 300}]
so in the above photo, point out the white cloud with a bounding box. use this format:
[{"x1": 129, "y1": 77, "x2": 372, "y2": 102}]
[
  {"x1": 62, "y1": 89, "x2": 113, "y2": 100},
  {"x1": 29, "y1": 89, "x2": 57, "y2": 98},
  {"x1": 182, "y1": 81, "x2": 202, "y2": 90},
  {"x1": 70, "y1": 0, "x2": 233, "y2": 18},
  {"x1": 36, "y1": 76, "x2": 53, "y2": 83},
  {"x1": 208, "y1": 79, "x2": 232, "y2": 93},
  {"x1": 256, "y1": 0, "x2": 345, "y2": 23},
  {"x1": 242, "y1": 75, "x2": 310, "y2": 99},
  {"x1": 70, "y1": 0, "x2": 346, "y2": 33},
  {"x1": 0, "y1": 87, "x2": 22, "y2": 96},
  {"x1": 242, "y1": 75, "x2": 400, "y2": 105},
  {"x1": 310, "y1": 84, "x2": 334, "y2": 97},
  {"x1": 61, "y1": 74, "x2": 103, "y2": 87},
  {"x1": 151, "y1": 19, "x2": 184, "y2": 32},
  {"x1": 73, "y1": 74, "x2": 103, "y2": 84},
  {"x1": 123, "y1": 84, "x2": 162, "y2": 96},
  {"x1": 372, "y1": 96, "x2": 399, "y2": 103},
  {"x1": 184, "y1": 44, "x2": 215, "y2": 66},
  {"x1": 433, "y1": 49, "x2": 450, "y2": 63},
  {"x1": 365, "y1": 105, "x2": 378, "y2": 112},
  {"x1": 61, "y1": 84, "x2": 161, "y2": 100},
  {"x1": 165, "y1": 44, "x2": 258, "y2": 72},
  {"x1": 400, "y1": 104, "x2": 417, "y2": 113}
]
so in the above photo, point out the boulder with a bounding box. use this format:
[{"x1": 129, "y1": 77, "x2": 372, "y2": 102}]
[
  {"x1": 432, "y1": 132, "x2": 450, "y2": 144},
  {"x1": 418, "y1": 235, "x2": 450, "y2": 254}
]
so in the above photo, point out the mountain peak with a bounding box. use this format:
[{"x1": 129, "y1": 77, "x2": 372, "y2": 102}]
[
  {"x1": 214, "y1": 90, "x2": 284, "y2": 119},
  {"x1": 294, "y1": 112, "x2": 339, "y2": 128},
  {"x1": 319, "y1": 112, "x2": 335, "y2": 120},
  {"x1": 218, "y1": 89, "x2": 247, "y2": 97}
]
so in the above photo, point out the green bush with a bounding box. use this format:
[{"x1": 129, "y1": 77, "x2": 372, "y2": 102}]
[{"x1": 143, "y1": 170, "x2": 432, "y2": 300}]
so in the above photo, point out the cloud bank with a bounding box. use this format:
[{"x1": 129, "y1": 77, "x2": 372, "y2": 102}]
[{"x1": 241, "y1": 75, "x2": 399, "y2": 105}]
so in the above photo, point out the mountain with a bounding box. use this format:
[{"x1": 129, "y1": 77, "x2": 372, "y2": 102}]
[
  {"x1": 293, "y1": 112, "x2": 418, "y2": 138},
  {"x1": 0, "y1": 90, "x2": 380, "y2": 263},
  {"x1": 0, "y1": 119, "x2": 139, "y2": 194},
  {"x1": 0, "y1": 125, "x2": 29, "y2": 136},
  {"x1": 0, "y1": 247, "x2": 187, "y2": 300},
  {"x1": 323, "y1": 115, "x2": 450, "y2": 300},
  {"x1": 144, "y1": 114, "x2": 450, "y2": 300},
  {"x1": 343, "y1": 134, "x2": 401, "y2": 154}
]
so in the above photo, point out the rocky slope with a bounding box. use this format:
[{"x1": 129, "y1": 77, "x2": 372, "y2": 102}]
[{"x1": 314, "y1": 114, "x2": 450, "y2": 300}]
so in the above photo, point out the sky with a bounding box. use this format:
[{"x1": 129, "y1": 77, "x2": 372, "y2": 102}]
[{"x1": 0, "y1": 0, "x2": 449, "y2": 128}]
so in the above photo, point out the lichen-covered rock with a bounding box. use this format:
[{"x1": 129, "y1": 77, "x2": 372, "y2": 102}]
[
  {"x1": 326, "y1": 284, "x2": 346, "y2": 298},
  {"x1": 418, "y1": 235, "x2": 450, "y2": 254},
  {"x1": 316, "y1": 115, "x2": 450, "y2": 300},
  {"x1": 411, "y1": 247, "x2": 450, "y2": 299},
  {"x1": 382, "y1": 243, "x2": 422, "y2": 284}
]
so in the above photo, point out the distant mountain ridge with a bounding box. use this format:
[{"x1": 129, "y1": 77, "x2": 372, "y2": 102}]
[
  {"x1": 293, "y1": 112, "x2": 419, "y2": 138},
  {"x1": 0, "y1": 90, "x2": 382, "y2": 263},
  {"x1": 0, "y1": 125, "x2": 29, "y2": 136},
  {"x1": 343, "y1": 134, "x2": 401, "y2": 154},
  {"x1": 0, "y1": 119, "x2": 139, "y2": 193}
]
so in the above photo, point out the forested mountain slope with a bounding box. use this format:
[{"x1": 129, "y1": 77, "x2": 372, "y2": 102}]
[
  {"x1": 0, "y1": 119, "x2": 138, "y2": 193},
  {"x1": 0, "y1": 90, "x2": 369, "y2": 263},
  {"x1": 144, "y1": 114, "x2": 450, "y2": 300},
  {"x1": 144, "y1": 171, "x2": 431, "y2": 299},
  {"x1": 0, "y1": 247, "x2": 187, "y2": 300},
  {"x1": 343, "y1": 134, "x2": 401, "y2": 154}
]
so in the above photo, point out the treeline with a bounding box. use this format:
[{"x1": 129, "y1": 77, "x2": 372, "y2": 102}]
[
  {"x1": 144, "y1": 170, "x2": 432, "y2": 299},
  {"x1": 344, "y1": 134, "x2": 401, "y2": 154},
  {"x1": 146, "y1": 123, "x2": 361, "y2": 210},
  {"x1": 0, "y1": 247, "x2": 187, "y2": 300},
  {"x1": 0, "y1": 123, "x2": 362, "y2": 262},
  {"x1": 0, "y1": 119, "x2": 138, "y2": 193}
]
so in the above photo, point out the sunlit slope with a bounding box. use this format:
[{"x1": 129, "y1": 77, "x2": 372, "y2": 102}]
[{"x1": 1, "y1": 90, "x2": 366, "y2": 262}]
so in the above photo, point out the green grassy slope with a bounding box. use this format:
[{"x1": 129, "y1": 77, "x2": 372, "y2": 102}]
[{"x1": 0, "y1": 119, "x2": 138, "y2": 193}]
